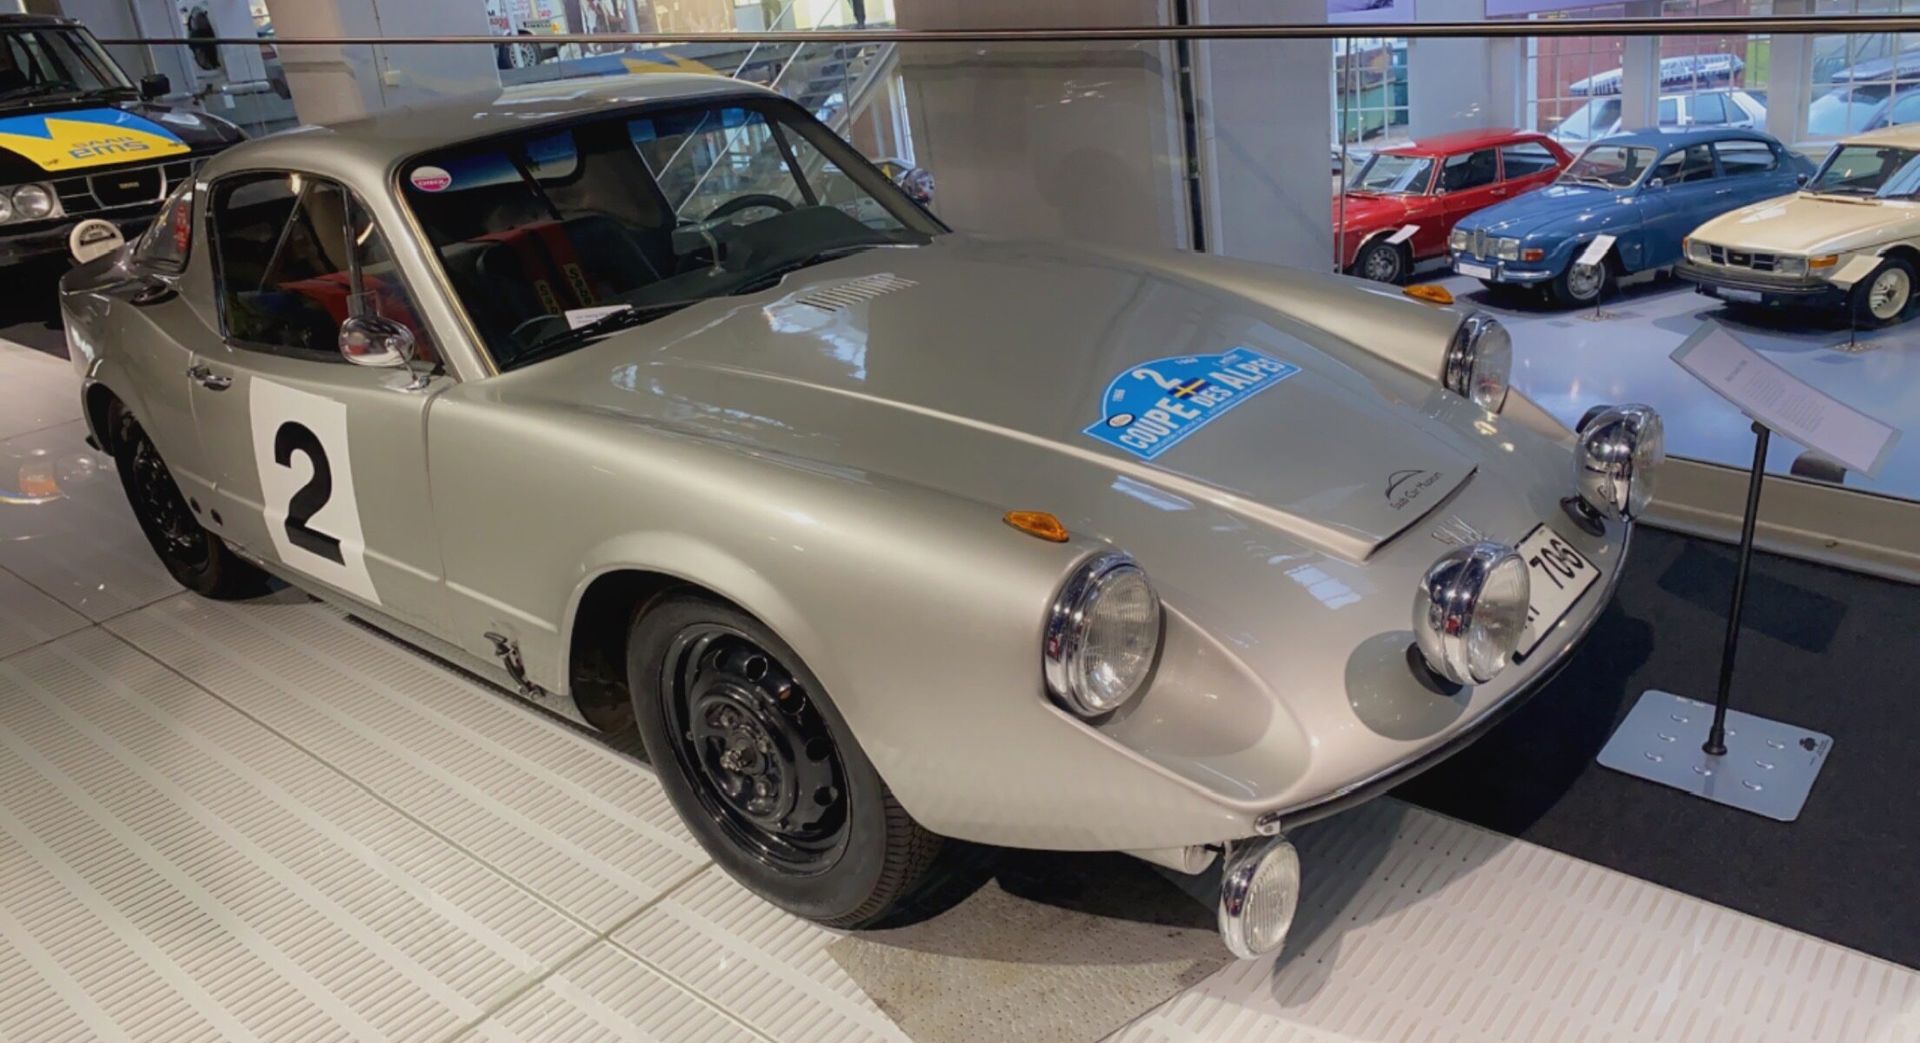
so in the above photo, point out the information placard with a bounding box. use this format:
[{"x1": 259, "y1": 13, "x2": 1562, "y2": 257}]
[{"x1": 1576, "y1": 234, "x2": 1616, "y2": 269}]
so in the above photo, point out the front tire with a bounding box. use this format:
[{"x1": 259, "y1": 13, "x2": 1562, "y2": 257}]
[
  {"x1": 1549, "y1": 256, "x2": 1611, "y2": 307},
  {"x1": 109, "y1": 404, "x2": 269, "y2": 599},
  {"x1": 1849, "y1": 257, "x2": 1916, "y2": 329},
  {"x1": 1353, "y1": 239, "x2": 1408, "y2": 284},
  {"x1": 628, "y1": 593, "x2": 945, "y2": 927}
]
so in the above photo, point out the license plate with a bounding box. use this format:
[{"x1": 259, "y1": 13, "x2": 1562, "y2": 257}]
[
  {"x1": 1456, "y1": 261, "x2": 1495, "y2": 280},
  {"x1": 1516, "y1": 524, "x2": 1600, "y2": 659},
  {"x1": 1719, "y1": 287, "x2": 1764, "y2": 304}
]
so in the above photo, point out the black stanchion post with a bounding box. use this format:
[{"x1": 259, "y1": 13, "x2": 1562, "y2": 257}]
[{"x1": 1704, "y1": 420, "x2": 1771, "y2": 757}]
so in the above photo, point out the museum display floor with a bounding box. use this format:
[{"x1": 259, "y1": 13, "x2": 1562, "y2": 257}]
[{"x1": 4, "y1": 334, "x2": 1919, "y2": 1041}]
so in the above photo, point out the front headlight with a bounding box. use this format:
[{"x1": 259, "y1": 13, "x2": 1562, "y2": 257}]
[
  {"x1": 1044, "y1": 553, "x2": 1161, "y2": 717},
  {"x1": 1575, "y1": 403, "x2": 1665, "y2": 521},
  {"x1": 1494, "y1": 237, "x2": 1522, "y2": 261},
  {"x1": 11, "y1": 184, "x2": 55, "y2": 221},
  {"x1": 1443, "y1": 312, "x2": 1512, "y2": 412},
  {"x1": 1775, "y1": 255, "x2": 1808, "y2": 277},
  {"x1": 1413, "y1": 541, "x2": 1531, "y2": 686},
  {"x1": 1686, "y1": 238, "x2": 1711, "y2": 264},
  {"x1": 1448, "y1": 228, "x2": 1469, "y2": 253}
]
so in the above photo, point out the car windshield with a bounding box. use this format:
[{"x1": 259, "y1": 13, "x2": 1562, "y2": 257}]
[
  {"x1": 0, "y1": 26, "x2": 131, "y2": 101},
  {"x1": 1553, "y1": 98, "x2": 1621, "y2": 141},
  {"x1": 1807, "y1": 144, "x2": 1920, "y2": 199},
  {"x1": 1807, "y1": 86, "x2": 1891, "y2": 138},
  {"x1": 1347, "y1": 151, "x2": 1433, "y2": 194},
  {"x1": 400, "y1": 95, "x2": 943, "y2": 370},
  {"x1": 1558, "y1": 144, "x2": 1657, "y2": 187}
]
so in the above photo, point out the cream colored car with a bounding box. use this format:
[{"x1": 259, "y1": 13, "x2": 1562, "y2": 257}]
[{"x1": 1678, "y1": 123, "x2": 1920, "y2": 327}]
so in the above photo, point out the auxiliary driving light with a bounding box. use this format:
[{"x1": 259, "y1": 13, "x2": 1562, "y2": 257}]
[
  {"x1": 1575, "y1": 403, "x2": 1664, "y2": 521},
  {"x1": 1218, "y1": 835, "x2": 1301, "y2": 959},
  {"x1": 1413, "y1": 541, "x2": 1531, "y2": 686}
]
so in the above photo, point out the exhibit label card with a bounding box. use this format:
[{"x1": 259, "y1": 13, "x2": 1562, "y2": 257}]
[
  {"x1": 1671, "y1": 322, "x2": 1901, "y2": 477},
  {"x1": 1577, "y1": 234, "x2": 1616, "y2": 269}
]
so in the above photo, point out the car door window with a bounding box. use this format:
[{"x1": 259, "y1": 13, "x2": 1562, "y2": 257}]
[
  {"x1": 1658, "y1": 97, "x2": 1680, "y2": 125},
  {"x1": 1653, "y1": 144, "x2": 1716, "y2": 184},
  {"x1": 1691, "y1": 93, "x2": 1730, "y2": 125},
  {"x1": 1714, "y1": 139, "x2": 1778, "y2": 176},
  {"x1": 1889, "y1": 91, "x2": 1920, "y2": 128},
  {"x1": 1439, "y1": 149, "x2": 1498, "y2": 192},
  {"x1": 212, "y1": 172, "x2": 436, "y2": 363},
  {"x1": 1500, "y1": 141, "x2": 1560, "y2": 179},
  {"x1": 132, "y1": 182, "x2": 193, "y2": 272}
]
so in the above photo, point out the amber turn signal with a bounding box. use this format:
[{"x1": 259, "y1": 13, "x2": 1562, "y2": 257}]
[
  {"x1": 1402, "y1": 284, "x2": 1454, "y2": 306},
  {"x1": 1004, "y1": 510, "x2": 1070, "y2": 542},
  {"x1": 1809, "y1": 254, "x2": 1840, "y2": 269}
]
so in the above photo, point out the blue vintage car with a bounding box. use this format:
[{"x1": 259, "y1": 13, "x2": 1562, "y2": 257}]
[{"x1": 1448, "y1": 127, "x2": 1814, "y2": 306}]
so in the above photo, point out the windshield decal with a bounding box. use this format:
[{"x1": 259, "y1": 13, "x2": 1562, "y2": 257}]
[
  {"x1": 408, "y1": 165, "x2": 453, "y2": 192},
  {"x1": 1085, "y1": 347, "x2": 1300, "y2": 461},
  {"x1": 0, "y1": 108, "x2": 189, "y2": 172}
]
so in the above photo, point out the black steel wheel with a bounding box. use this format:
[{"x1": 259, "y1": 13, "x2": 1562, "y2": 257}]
[
  {"x1": 109, "y1": 404, "x2": 269, "y2": 599},
  {"x1": 1354, "y1": 239, "x2": 1407, "y2": 285},
  {"x1": 629, "y1": 593, "x2": 944, "y2": 927}
]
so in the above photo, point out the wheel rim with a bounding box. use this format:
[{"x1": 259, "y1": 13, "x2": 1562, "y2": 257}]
[
  {"x1": 1362, "y1": 246, "x2": 1400, "y2": 282},
  {"x1": 124, "y1": 423, "x2": 209, "y2": 570},
  {"x1": 1869, "y1": 268, "x2": 1910, "y2": 320},
  {"x1": 1567, "y1": 262, "x2": 1604, "y2": 300},
  {"x1": 662, "y1": 624, "x2": 849, "y2": 874}
]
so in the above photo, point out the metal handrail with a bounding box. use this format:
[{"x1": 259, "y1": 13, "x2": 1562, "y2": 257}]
[{"x1": 92, "y1": 16, "x2": 1920, "y2": 46}]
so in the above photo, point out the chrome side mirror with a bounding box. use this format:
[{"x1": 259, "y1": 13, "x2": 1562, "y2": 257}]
[
  {"x1": 339, "y1": 314, "x2": 415, "y2": 368},
  {"x1": 1646, "y1": 176, "x2": 1666, "y2": 190},
  {"x1": 1796, "y1": 172, "x2": 1810, "y2": 187}
]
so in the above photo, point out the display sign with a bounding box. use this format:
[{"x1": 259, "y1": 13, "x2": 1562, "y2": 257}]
[
  {"x1": 1672, "y1": 323, "x2": 1901, "y2": 477},
  {"x1": 1576, "y1": 234, "x2": 1616, "y2": 269},
  {"x1": 1830, "y1": 254, "x2": 1883, "y2": 289},
  {"x1": 1387, "y1": 224, "x2": 1419, "y2": 245}
]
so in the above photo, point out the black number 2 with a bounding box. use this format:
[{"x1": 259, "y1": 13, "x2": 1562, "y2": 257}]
[{"x1": 273, "y1": 421, "x2": 344, "y2": 564}]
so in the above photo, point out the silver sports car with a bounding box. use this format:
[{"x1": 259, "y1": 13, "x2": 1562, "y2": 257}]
[{"x1": 59, "y1": 74, "x2": 1662, "y2": 959}]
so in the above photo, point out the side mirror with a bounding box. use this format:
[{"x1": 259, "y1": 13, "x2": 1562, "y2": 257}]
[
  {"x1": 339, "y1": 314, "x2": 416, "y2": 369},
  {"x1": 1646, "y1": 176, "x2": 1665, "y2": 190},
  {"x1": 892, "y1": 165, "x2": 935, "y2": 207},
  {"x1": 1796, "y1": 172, "x2": 1810, "y2": 187},
  {"x1": 139, "y1": 73, "x2": 171, "y2": 100}
]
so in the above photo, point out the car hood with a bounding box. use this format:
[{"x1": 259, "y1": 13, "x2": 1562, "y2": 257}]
[
  {"x1": 1693, "y1": 192, "x2": 1920, "y2": 253},
  {"x1": 1456, "y1": 182, "x2": 1630, "y2": 239},
  {"x1": 1333, "y1": 191, "x2": 1419, "y2": 231},
  {"x1": 509, "y1": 235, "x2": 1484, "y2": 565},
  {"x1": 0, "y1": 99, "x2": 238, "y2": 181}
]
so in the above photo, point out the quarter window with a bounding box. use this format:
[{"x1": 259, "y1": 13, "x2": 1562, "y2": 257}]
[
  {"x1": 1714, "y1": 139, "x2": 1778, "y2": 176},
  {"x1": 211, "y1": 172, "x2": 435, "y2": 361},
  {"x1": 133, "y1": 182, "x2": 193, "y2": 271},
  {"x1": 1500, "y1": 141, "x2": 1560, "y2": 179}
]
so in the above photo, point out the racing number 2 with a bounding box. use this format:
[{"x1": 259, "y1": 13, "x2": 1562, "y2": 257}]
[{"x1": 272, "y1": 421, "x2": 344, "y2": 564}]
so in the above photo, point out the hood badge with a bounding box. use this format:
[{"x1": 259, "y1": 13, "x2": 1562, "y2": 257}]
[
  {"x1": 1431, "y1": 515, "x2": 1490, "y2": 546},
  {"x1": 1386, "y1": 468, "x2": 1445, "y2": 511}
]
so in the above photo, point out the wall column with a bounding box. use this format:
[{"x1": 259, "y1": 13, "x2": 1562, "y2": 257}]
[{"x1": 261, "y1": 0, "x2": 498, "y2": 125}]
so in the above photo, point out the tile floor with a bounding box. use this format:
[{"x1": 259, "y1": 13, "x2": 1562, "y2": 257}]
[{"x1": 3, "y1": 337, "x2": 1917, "y2": 1042}]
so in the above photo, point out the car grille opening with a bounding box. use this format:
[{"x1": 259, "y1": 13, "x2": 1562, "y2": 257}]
[
  {"x1": 1704, "y1": 243, "x2": 1780, "y2": 272},
  {"x1": 49, "y1": 155, "x2": 207, "y2": 220}
]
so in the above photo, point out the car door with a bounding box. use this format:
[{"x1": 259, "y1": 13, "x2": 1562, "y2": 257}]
[
  {"x1": 1433, "y1": 147, "x2": 1503, "y2": 254},
  {"x1": 187, "y1": 169, "x2": 450, "y2": 628},
  {"x1": 1633, "y1": 143, "x2": 1720, "y2": 270}
]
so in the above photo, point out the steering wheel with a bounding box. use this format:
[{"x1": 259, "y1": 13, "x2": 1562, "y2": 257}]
[{"x1": 705, "y1": 193, "x2": 796, "y2": 222}]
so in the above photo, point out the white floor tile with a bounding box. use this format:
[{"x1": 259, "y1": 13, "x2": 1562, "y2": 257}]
[
  {"x1": 108, "y1": 594, "x2": 710, "y2": 932},
  {"x1": 0, "y1": 338, "x2": 79, "y2": 441},
  {"x1": 0, "y1": 628, "x2": 592, "y2": 1043},
  {"x1": 0, "y1": 420, "x2": 181, "y2": 621},
  {"x1": 0, "y1": 567, "x2": 88, "y2": 660},
  {"x1": 462, "y1": 942, "x2": 764, "y2": 1043}
]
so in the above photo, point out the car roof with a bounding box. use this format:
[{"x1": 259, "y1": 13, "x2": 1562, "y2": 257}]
[
  {"x1": 0, "y1": 13, "x2": 77, "y2": 28},
  {"x1": 1843, "y1": 122, "x2": 1920, "y2": 149},
  {"x1": 1383, "y1": 128, "x2": 1549, "y2": 156},
  {"x1": 200, "y1": 73, "x2": 778, "y2": 184},
  {"x1": 1596, "y1": 126, "x2": 1773, "y2": 149}
]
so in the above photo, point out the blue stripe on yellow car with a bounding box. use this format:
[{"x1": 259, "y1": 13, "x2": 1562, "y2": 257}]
[{"x1": 0, "y1": 108, "x2": 190, "y2": 173}]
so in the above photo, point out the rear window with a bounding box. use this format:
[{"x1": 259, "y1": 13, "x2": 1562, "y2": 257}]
[
  {"x1": 1715, "y1": 139, "x2": 1778, "y2": 176},
  {"x1": 1500, "y1": 141, "x2": 1560, "y2": 178}
]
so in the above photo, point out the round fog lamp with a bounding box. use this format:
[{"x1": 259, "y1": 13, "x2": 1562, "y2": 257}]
[
  {"x1": 11, "y1": 184, "x2": 54, "y2": 221},
  {"x1": 1576, "y1": 403, "x2": 1664, "y2": 521},
  {"x1": 1413, "y1": 541, "x2": 1531, "y2": 686},
  {"x1": 1218, "y1": 836, "x2": 1301, "y2": 959}
]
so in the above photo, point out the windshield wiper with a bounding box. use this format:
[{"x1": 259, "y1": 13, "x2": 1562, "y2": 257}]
[
  {"x1": 0, "y1": 82, "x2": 82, "y2": 101},
  {"x1": 506, "y1": 299, "x2": 707, "y2": 369},
  {"x1": 730, "y1": 244, "x2": 884, "y2": 296},
  {"x1": 1559, "y1": 176, "x2": 1618, "y2": 189}
]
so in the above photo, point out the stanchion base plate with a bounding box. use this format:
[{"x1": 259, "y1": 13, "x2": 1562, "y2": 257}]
[{"x1": 1597, "y1": 690, "x2": 1832, "y2": 822}]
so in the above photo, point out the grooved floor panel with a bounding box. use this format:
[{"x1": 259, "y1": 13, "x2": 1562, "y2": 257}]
[
  {"x1": 0, "y1": 628, "x2": 592, "y2": 1043},
  {"x1": 108, "y1": 593, "x2": 710, "y2": 931},
  {"x1": 0, "y1": 420, "x2": 182, "y2": 621},
  {"x1": 460, "y1": 942, "x2": 765, "y2": 1043},
  {"x1": 0, "y1": 566, "x2": 88, "y2": 660}
]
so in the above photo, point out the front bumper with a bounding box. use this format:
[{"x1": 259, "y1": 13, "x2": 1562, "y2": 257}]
[
  {"x1": 0, "y1": 212, "x2": 157, "y2": 267},
  {"x1": 1450, "y1": 251, "x2": 1555, "y2": 284},
  {"x1": 1675, "y1": 261, "x2": 1847, "y2": 308}
]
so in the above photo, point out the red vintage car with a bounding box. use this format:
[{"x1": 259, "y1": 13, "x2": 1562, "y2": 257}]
[{"x1": 1335, "y1": 129, "x2": 1572, "y2": 284}]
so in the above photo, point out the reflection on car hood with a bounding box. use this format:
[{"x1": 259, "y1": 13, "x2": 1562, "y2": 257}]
[
  {"x1": 0, "y1": 99, "x2": 241, "y2": 181},
  {"x1": 1333, "y1": 192, "x2": 1419, "y2": 231},
  {"x1": 1694, "y1": 193, "x2": 1920, "y2": 253},
  {"x1": 511, "y1": 235, "x2": 1488, "y2": 565},
  {"x1": 1454, "y1": 182, "x2": 1629, "y2": 239}
]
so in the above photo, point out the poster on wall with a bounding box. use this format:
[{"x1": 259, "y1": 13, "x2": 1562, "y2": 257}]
[{"x1": 1328, "y1": 0, "x2": 1414, "y2": 25}]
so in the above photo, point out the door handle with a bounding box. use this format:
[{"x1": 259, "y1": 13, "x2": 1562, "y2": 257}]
[{"x1": 187, "y1": 364, "x2": 233, "y2": 391}]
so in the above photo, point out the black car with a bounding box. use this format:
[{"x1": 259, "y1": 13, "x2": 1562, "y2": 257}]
[{"x1": 0, "y1": 13, "x2": 245, "y2": 266}]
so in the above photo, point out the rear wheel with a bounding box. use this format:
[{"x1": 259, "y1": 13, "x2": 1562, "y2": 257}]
[
  {"x1": 109, "y1": 404, "x2": 270, "y2": 599},
  {"x1": 1849, "y1": 257, "x2": 1916, "y2": 329},
  {"x1": 629, "y1": 593, "x2": 945, "y2": 927}
]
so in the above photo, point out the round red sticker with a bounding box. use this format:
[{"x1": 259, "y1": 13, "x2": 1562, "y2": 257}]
[{"x1": 409, "y1": 165, "x2": 453, "y2": 192}]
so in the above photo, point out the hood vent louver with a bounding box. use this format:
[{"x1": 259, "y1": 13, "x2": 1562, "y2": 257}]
[{"x1": 794, "y1": 273, "x2": 917, "y2": 312}]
